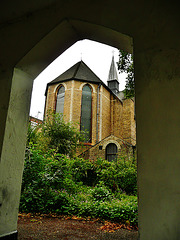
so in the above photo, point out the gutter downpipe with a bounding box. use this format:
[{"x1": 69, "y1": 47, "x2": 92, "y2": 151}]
[{"x1": 96, "y1": 83, "x2": 101, "y2": 143}]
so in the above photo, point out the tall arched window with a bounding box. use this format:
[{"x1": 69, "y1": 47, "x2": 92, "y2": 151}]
[
  {"x1": 80, "y1": 85, "x2": 92, "y2": 142},
  {"x1": 105, "y1": 143, "x2": 117, "y2": 161},
  {"x1": 56, "y1": 85, "x2": 65, "y2": 114}
]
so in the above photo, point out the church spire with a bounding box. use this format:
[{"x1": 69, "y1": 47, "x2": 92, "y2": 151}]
[
  {"x1": 107, "y1": 55, "x2": 119, "y2": 95},
  {"x1": 108, "y1": 55, "x2": 119, "y2": 82}
]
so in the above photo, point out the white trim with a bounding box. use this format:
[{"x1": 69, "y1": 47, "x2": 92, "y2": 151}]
[
  {"x1": 103, "y1": 140, "x2": 121, "y2": 150},
  {"x1": 101, "y1": 92, "x2": 111, "y2": 101},
  {"x1": 79, "y1": 82, "x2": 96, "y2": 93},
  {"x1": 54, "y1": 82, "x2": 67, "y2": 93},
  {"x1": 45, "y1": 88, "x2": 50, "y2": 113}
]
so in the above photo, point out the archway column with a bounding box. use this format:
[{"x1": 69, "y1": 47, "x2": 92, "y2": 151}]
[
  {"x1": 135, "y1": 45, "x2": 180, "y2": 240},
  {"x1": 0, "y1": 68, "x2": 33, "y2": 238}
]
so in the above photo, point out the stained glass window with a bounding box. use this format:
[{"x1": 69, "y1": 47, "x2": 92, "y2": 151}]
[
  {"x1": 56, "y1": 86, "x2": 65, "y2": 114},
  {"x1": 105, "y1": 143, "x2": 117, "y2": 161},
  {"x1": 80, "y1": 85, "x2": 92, "y2": 142}
]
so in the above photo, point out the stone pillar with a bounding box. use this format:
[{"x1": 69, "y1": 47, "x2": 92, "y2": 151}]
[
  {"x1": 0, "y1": 68, "x2": 33, "y2": 239},
  {"x1": 0, "y1": 68, "x2": 13, "y2": 158},
  {"x1": 135, "y1": 45, "x2": 180, "y2": 240}
]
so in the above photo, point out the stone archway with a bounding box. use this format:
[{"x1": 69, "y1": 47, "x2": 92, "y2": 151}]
[
  {"x1": 0, "y1": 19, "x2": 134, "y2": 239},
  {"x1": 1, "y1": 2, "x2": 180, "y2": 240}
]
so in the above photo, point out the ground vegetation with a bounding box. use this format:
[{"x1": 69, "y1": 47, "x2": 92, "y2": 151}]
[{"x1": 20, "y1": 115, "x2": 137, "y2": 226}]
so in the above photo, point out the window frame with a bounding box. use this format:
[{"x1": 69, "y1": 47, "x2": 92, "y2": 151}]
[
  {"x1": 55, "y1": 85, "x2": 65, "y2": 115},
  {"x1": 105, "y1": 143, "x2": 118, "y2": 161},
  {"x1": 80, "y1": 84, "x2": 92, "y2": 143}
]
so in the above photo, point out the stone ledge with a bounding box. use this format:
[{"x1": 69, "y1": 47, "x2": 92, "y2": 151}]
[{"x1": 0, "y1": 231, "x2": 18, "y2": 240}]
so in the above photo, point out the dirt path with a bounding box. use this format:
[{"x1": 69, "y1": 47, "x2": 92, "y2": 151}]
[{"x1": 17, "y1": 214, "x2": 138, "y2": 240}]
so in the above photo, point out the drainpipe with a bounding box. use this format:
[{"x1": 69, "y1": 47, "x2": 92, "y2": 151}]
[{"x1": 96, "y1": 83, "x2": 101, "y2": 143}]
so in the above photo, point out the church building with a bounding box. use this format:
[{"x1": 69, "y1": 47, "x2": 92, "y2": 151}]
[{"x1": 44, "y1": 56, "x2": 136, "y2": 160}]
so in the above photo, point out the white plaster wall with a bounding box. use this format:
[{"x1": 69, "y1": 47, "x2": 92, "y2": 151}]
[
  {"x1": 0, "y1": 69, "x2": 33, "y2": 236},
  {"x1": 135, "y1": 47, "x2": 180, "y2": 240}
]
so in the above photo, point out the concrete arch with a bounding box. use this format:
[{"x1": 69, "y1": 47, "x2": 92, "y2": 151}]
[
  {"x1": 1, "y1": 2, "x2": 180, "y2": 240},
  {"x1": 16, "y1": 19, "x2": 133, "y2": 78},
  {"x1": 6, "y1": 23, "x2": 132, "y2": 240}
]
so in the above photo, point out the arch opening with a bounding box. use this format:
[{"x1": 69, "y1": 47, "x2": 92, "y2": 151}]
[
  {"x1": 1, "y1": 3, "x2": 180, "y2": 240},
  {"x1": 55, "y1": 85, "x2": 65, "y2": 115},
  {"x1": 80, "y1": 84, "x2": 92, "y2": 143},
  {"x1": 14, "y1": 19, "x2": 136, "y2": 239},
  {"x1": 105, "y1": 143, "x2": 118, "y2": 161}
]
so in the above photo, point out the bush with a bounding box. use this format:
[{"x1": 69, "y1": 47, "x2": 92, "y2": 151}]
[
  {"x1": 20, "y1": 145, "x2": 137, "y2": 224},
  {"x1": 70, "y1": 157, "x2": 97, "y2": 186},
  {"x1": 37, "y1": 112, "x2": 85, "y2": 157},
  {"x1": 21, "y1": 146, "x2": 47, "y2": 192},
  {"x1": 90, "y1": 185, "x2": 112, "y2": 201},
  {"x1": 95, "y1": 157, "x2": 137, "y2": 195},
  {"x1": 48, "y1": 190, "x2": 72, "y2": 214},
  {"x1": 72, "y1": 193, "x2": 137, "y2": 225}
]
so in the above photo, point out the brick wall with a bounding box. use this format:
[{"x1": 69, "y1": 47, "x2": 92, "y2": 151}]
[
  {"x1": 112, "y1": 96, "x2": 123, "y2": 138},
  {"x1": 45, "y1": 81, "x2": 72, "y2": 122},
  {"x1": 45, "y1": 80, "x2": 136, "y2": 160},
  {"x1": 122, "y1": 98, "x2": 136, "y2": 145},
  {"x1": 80, "y1": 135, "x2": 133, "y2": 161},
  {"x1": 100, "y1": 86, "x2": 111, "y2": 140}
]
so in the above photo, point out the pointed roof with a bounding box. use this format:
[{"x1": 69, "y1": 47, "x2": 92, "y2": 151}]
[
  {"x1": 45, "y1": 60, "x2": 122, "y2": 103},
  {"x1": 107, "y1": 56, "x2": 119, "y2": 82},
  {"x1": 48, "y1": 61, "x2": 102, "y2": 86}
]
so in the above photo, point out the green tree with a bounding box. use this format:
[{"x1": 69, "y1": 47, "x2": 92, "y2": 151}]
[
  {"x1": 38, "y1": 112, "x2": 85, "y2": 157},
  {"x1": 117, "y1": 50, "x2": 134, "y2": 99},
  {"x1": 26, "y1": 122, "x2": 40, "y2": 146}
]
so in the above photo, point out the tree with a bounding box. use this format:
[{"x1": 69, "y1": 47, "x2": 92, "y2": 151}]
[
  {"x1": 117, "y1": 50, "x2": 134, "y2": 99},
  {"x1": 26, "y1": 122, "x2": 40, "y2": 146},
  {"x1": 38, "y1": 112, "x2": 85, "y2": 157}
]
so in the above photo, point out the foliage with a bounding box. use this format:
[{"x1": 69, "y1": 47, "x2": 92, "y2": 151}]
[
  {"x1": 36, "y1": 112, "x2": 85, "y2": 157},
  {"x1": 26, "y1": 123, "x2": 40, "y2": 146},
  {"x1": 21, "y1": 146, "x2": 46, "y2": 192},
  {"x1": 95, "y1": 156, "x2": 137, "y2": 195},
  {"x1": 90, "y1": 184, "x2": 112, "y2": 201},
  {"x1": 70, "y1": 157, "x2": 97, "y2": 186},
  {"x1": 20, "y1": 146, "x2": 137, "y2": 225},
  {"x1": 117, "y1": 50, "x2": 134, "y2": 99}
]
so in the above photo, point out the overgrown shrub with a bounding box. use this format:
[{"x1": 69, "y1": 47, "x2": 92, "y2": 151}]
[
  {"x1": 37, "y1": 112, "x2": 85, "y2": 157},
  {"x1": 95, "y1": 156, "x2": 137, "y2": 195},
  {"x1": 70, "y1": 157, "x2": 97, "y2": 186},
  {"x1": 90, "y1": 184, "x2": 112, "y2": 201},
  {"x1": 20, "y1": 143, "x2": 137, "y2": 224}
]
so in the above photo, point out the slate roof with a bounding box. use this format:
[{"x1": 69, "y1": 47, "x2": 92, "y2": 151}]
[
  {"x1": 45, "y1": 60, "x2": 122, "y2": 103},
  {"x1": 48, "y1": 61, "x2": 102, "y2": 86},
  {"x1": 108, "y1": 56, "x2": 119, "y2": 82}
]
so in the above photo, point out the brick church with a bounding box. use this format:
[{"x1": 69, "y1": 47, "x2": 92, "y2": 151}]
[{"x1": 44, "y1": 56, "x2": 136, "y2": 161}]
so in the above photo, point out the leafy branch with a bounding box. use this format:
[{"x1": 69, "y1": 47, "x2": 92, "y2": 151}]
[{"x1": 117, "y1": 50, "x2": 134, "y2": 99}]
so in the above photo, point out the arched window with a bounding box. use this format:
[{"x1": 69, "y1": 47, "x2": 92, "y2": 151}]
[
  {"x1": 105, "y1": 143, "x2": 117, "y2": 161},
  {"x1": 56, "y1": 86, "x2": 65, "y2": 114},
  {"x1": 80, "y1": 85, "x2": 92, "y2": 142}
]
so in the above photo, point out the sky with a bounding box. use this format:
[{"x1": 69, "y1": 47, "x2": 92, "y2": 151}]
[{"x1": 30, "y1": 39, "x2": 127, "y2": 120}]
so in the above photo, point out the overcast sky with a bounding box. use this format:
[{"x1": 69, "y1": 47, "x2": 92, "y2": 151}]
[{"x1": 30, "y1": 39, "x2": 127, "y2": 120}]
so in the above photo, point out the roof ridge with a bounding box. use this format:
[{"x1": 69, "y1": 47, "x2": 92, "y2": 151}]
[
  {"x1": 79, "y1": 60, "x2": 102, "y2": 81},
  {"x1": 73, "y1": 61, "x2": 82, "y2": 78}
]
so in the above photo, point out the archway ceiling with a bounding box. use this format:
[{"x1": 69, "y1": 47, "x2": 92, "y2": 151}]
[
  {"x1": 17, "y1": 19, "x2": 133, "y2": 77},
  {"x1": 1, "y1": 0, "x2": 178, "y2": 77}
]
